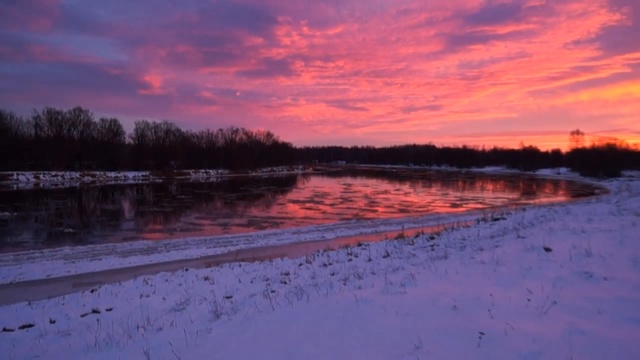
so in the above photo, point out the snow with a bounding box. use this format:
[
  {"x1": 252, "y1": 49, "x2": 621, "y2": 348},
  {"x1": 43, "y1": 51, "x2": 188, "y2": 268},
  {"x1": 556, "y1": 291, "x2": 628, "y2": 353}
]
[
  {"x1": 0, "y1": 166, "x2": 308, "y2": 190},
  {"x1": 1, "y1": 170, "x2": 640, "y2": 359},
  {"x1": 0, "y1": 209, "x2": 506, "y2": 284}
]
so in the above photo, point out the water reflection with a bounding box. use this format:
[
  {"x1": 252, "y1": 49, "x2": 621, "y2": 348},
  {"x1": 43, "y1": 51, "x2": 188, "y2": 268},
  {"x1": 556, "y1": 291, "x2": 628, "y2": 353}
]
[{"x1": 0, "y1": 169, "x2": 600, "y2": 252}]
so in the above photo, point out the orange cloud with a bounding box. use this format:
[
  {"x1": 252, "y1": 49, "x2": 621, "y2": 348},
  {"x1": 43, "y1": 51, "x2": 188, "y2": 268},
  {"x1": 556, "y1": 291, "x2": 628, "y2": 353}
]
[{"x1": 2, "y1": 0, "x2": 639, "y2": 149}]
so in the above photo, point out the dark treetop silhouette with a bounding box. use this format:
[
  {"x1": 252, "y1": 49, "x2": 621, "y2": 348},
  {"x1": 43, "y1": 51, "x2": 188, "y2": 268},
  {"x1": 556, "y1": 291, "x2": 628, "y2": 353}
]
[{"x1": 1, "y1": 107, "x2": 639, "y2": 177}]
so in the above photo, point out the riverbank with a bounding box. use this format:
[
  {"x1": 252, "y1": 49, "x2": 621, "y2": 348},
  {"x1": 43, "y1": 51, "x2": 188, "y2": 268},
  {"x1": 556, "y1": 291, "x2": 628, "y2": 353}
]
[
  {"x1": 0, "y1": 166, "x2": 310, "y2": 190},
  {"x1": 1, "y1": 171, "x2": 639, "y2": 359}
]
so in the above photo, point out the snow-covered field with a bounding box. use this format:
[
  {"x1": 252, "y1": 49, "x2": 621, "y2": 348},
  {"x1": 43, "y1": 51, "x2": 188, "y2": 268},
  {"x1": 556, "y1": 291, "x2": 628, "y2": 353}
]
[{"x1": 1, "y1": 171, "x2": 639, "y2": 359}]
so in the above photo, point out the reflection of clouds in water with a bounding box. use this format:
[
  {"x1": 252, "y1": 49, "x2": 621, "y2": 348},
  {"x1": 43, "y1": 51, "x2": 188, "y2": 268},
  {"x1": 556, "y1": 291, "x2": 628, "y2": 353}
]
[{"x1": 0, "y1": 171, "x2": 602, "y2": 251}]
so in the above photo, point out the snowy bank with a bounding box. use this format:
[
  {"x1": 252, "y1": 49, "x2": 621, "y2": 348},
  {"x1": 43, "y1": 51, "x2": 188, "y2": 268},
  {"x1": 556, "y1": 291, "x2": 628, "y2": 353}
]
[
  {"x1": 0, "y1": 171, "x2": 639, "y2": 359},
  {"x1": 0, "y1": 166, "x2": 309, "y2": 190}
]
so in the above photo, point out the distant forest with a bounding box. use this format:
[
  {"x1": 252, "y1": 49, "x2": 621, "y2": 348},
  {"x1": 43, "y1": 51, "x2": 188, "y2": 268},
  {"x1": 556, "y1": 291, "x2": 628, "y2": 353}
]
[{"x1": 2, "y1": 106, "x2": 639, "y2": 177}]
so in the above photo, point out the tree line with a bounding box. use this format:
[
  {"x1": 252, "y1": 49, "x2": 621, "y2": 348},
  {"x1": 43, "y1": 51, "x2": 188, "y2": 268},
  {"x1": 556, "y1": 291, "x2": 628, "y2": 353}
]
[
  {"x1": 2, "y1": 106, "x2": 639, "y2": 177},
  {"x1": 298, "y1": 143, "x2": 640, "y2": 177},
  {"x1": 0, "y1": 107, "x2": 294, "y2": 171}
]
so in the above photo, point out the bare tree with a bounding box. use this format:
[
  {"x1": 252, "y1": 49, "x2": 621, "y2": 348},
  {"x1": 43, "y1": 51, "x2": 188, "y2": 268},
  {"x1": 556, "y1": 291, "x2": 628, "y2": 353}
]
[
  {"x1": 96, "y1": 117, "x2": 126, "y2": 145},
  {"x1": 65, "y1": 106, "x2": 96, "y2": 141},
  {"x1": 33, "y1": 107, "x2": 66, "y2": 139}
]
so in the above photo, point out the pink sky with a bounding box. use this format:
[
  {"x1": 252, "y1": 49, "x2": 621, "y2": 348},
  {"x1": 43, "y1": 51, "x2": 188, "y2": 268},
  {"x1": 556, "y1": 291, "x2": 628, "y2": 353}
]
[{"x1": 1, "y1": 0, "x2": 639, "y2": 149}]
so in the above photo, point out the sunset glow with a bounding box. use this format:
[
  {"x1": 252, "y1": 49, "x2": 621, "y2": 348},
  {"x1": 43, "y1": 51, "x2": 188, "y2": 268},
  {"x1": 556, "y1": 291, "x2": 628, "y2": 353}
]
[{"x1": 1, "y1": 0, "x2": 639, "y2": 149}]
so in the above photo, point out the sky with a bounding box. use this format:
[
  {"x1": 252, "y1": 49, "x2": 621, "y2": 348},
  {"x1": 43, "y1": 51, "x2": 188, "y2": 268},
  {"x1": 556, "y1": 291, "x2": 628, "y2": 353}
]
[{"x1": 1, "y1": 0, "x2": 639, "y2": 150}]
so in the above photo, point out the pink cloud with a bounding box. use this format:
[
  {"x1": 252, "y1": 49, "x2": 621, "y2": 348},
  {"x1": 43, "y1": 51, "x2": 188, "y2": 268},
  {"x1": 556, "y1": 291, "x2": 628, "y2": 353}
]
[{"x1": 0, "y1": 0, "x2": 638, "y2": 149}]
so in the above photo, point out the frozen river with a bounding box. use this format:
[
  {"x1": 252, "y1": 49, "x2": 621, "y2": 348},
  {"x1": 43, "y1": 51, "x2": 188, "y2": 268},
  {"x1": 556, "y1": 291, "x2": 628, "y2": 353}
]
[{"x1": 0, "y1": 168, "x2": 601, "y2": 252}]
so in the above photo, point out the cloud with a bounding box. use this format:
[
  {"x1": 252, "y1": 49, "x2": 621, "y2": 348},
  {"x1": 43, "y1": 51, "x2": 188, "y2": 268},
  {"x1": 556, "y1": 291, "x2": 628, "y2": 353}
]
[
  {"x1": 445, "y1": 28, "x2": 532, "y2": 50},
  {"x1": 196, "y1": 1, "x2": 279, "y2": 34},
  {"x1": 0, "y1": 0, "x2": 61, "y2": 32},
  {"x1": 401, "y1": 104, "x2": 444, "y2": 114},
  {"x1": 0, "y1": 0, "x2": 638, "y2": 149},
  {"x1": 591, "y1": 0, "x2": 640, "y2": 55},
  {"x1": 325, "y1": 99, "x2": 370, "y2": 112},
  {"x1": 235, "y1": 58, "x2": 297, "y2": 79},
  {"x1": 0, "y1": 61, "x2": 147, "y2": 101},
  {"x1": 463, "y1": 1, "x2": 524, "y2": 26}
]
